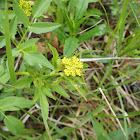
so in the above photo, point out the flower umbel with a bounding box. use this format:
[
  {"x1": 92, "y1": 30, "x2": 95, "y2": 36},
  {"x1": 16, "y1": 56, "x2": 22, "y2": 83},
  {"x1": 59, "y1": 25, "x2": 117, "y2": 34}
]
[
  {"x1": 62, "y1": 56, "x2": 83, "y2": 77},
  {"x1": 19, "y1": 0, "x2": 32, "y2": 16}
]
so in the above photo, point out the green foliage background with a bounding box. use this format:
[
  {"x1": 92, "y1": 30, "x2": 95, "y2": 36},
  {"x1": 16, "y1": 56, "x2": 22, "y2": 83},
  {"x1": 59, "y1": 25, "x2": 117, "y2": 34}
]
[{"x1": 0, "y1": 0, "x2": 139, "y2": 139}]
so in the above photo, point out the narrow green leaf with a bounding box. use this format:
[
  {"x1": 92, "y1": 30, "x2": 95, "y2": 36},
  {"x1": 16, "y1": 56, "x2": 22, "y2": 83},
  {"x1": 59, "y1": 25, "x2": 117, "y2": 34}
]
[
  {"x1": 4, "y1": 115, "x2": 25, "y2": 134},
  {"x1": 40, "y1": 93, "x2": 49, "y2": 120},
  {"x1": 29, "y1": 22, "x2": 61, "y2": 34},
  {"x1": 13, "y1": 1, "x2": 29, "y2": 27},
  {"x1": 0, "y1": 96, "x2": 33, "y2": 111},
  {"x1": 49, "y1": 44, "x2": 59, "y2": 58},
  {"x1": 42, "y1": 87, "x2": 56, "y2": 100},
  {"x1": 32, "y1": 0, "x2": 52, "y2": 18},
  {"x1": 20, "y1": 38, "x2": 39, "y2": 50},
  {"x1": 64, "y1": 37, "x2": 79, "y2": 57},
  {"x1": 33, "y1": 89, "x2": 40, "y2": 103},
  {"x1": 78, "y1": 24, "x2": 106, "y2": 43},
  {"x1": 23, "y1": 51, "x2": 54, "y2": 70},
  {"x1": 48, "y1": 44, "x2": 59, "y2": 69},
  {"x1": 52, "y1": 85, "x2": 70, "y2": 98}
]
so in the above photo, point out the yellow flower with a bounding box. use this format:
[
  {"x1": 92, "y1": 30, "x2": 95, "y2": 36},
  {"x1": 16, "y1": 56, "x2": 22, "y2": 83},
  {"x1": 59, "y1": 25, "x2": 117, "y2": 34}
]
[
  {"x1": 19, "y1": 0, "x2": 32, "y2": 16},
  {"x1": 62, "y1": 56, "x2": 83, "y2": 77}
]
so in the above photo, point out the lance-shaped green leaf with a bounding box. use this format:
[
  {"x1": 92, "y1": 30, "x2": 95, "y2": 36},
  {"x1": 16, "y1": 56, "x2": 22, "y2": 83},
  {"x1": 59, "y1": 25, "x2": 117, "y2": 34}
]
[
  {"x1": 52, "y1": 85, "x2": 70, "y2": 98},
  {"x1": 13, "y1": 1, "x2": 29, "y2": 27},
  {"x1": 32, "y1": 0, "x2": 52, "y2": 18},
  {"x1": 28, "y1": 22, "x2": 61, "y2": 34},
  {"x1": 20, "y1": 38, "x2": 39, "y2": 50},
  {"x1": 63, "y1": 37, "x2": 79, "y2": 57},
  {"x1": 42, "y1": 87, "x2": 56, "y2": 100},
  {"x1": 40, "y1": 93, "x2": 49, "y2": 121},
  {"x1": 23, "y1": 51, "x2": 54, "y2": 70},
  {"x1": 0, "y1": 96, "x2": 33, "y2": 111},
  {"x1": 33, "y1": 89, "x2": 40, "y2": 103},
  {"x1": 4, "y1": 115, "x2": 25, "y2": 134},
  {"x1": 78, "y1": 24, "x2": 106, "y2": 43},
  {"x1": 48, "y1": 44, "x2": 59, "y2": 69}
]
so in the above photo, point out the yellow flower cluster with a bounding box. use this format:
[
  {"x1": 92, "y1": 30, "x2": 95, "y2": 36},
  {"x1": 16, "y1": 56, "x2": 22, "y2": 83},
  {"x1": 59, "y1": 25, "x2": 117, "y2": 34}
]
[
  {"x1": 62, "y1": 56, "x2": 83, "y2": 77},
  {"x1": 19, "y1": 0, "x2": 32, "y2": 16}
]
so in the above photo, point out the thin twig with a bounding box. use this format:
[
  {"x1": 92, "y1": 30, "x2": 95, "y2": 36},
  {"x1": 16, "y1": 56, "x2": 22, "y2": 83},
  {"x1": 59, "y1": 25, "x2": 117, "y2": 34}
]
[{"x1": 80, "y1": 128, "x2": 85, "y2": 140}]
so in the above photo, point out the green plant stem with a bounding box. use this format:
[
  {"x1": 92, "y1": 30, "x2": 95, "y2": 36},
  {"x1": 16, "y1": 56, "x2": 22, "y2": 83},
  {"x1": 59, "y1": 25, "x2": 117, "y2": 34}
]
[
  {"x1": 5, "y1": 1, "x2": 16, "y2": 83},
  {"x1": 15, "y1": 72, "x2": 30, "y2": 76}
]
